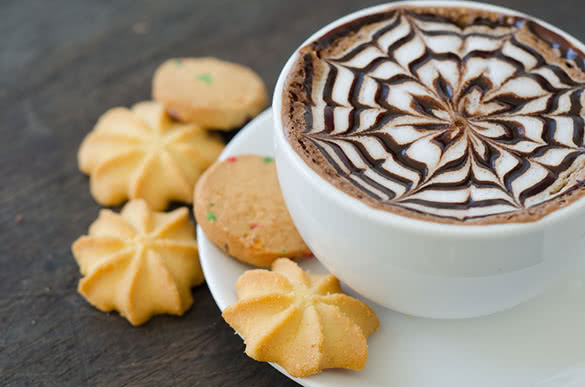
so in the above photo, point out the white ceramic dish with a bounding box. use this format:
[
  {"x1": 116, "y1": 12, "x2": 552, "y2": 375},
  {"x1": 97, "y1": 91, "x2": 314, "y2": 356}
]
[{"x1": 198, "y1": 109, "x2": 585, "y2": 387}]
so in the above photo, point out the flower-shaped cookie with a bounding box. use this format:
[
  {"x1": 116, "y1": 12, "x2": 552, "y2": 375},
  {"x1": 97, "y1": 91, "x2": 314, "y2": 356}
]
[
  {"x1": 72, "y1": 199, "x2": 204, "y2": 326},
  {"x1": 222, "y1": 259, "x2": 379, "y2": 377},
  {"x1": 78, "y1": 101, "x2": 224, "y2": 211}
]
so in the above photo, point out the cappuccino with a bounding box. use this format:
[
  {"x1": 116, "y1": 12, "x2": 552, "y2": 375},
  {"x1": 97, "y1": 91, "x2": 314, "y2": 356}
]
[{"x1": 282, "y1": 6, "x2": 585, "y2": 224}]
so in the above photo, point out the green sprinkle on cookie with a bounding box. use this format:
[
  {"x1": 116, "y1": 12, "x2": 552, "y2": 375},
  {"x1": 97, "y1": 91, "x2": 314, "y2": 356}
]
[
  {"x1": 281, "y1": 249, "x2": 287, "y2": 254},
  {"x1": 196, "y1": 73, "x2": 214, "y2": 84},
  {"x1": 206, "y1": 211, "x2": 217, "y2": 222},
  {"x1": 263, "y1": 156, "x2": 274, "y2": 163}
]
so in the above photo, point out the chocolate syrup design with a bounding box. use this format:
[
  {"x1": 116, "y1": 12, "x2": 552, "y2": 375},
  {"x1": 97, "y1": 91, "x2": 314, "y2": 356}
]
[{"x1": 297, "y1": 9, "x2": 585, "y2": 221}]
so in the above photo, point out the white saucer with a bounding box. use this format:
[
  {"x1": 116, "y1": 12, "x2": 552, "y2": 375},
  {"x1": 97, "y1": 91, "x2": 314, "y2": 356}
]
[{"x1": 198, "y1": 109, "x2": 585, "y2": 387}]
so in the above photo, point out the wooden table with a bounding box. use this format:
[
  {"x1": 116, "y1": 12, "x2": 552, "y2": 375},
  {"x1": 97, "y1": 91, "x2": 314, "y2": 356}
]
[{"x1": 1, "y1": 0, "x2": 583, "y2": 385}]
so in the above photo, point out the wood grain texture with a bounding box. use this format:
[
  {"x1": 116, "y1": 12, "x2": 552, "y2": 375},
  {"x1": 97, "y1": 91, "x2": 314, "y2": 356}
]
[{"x1": 1, "y1": 0, "x2": 584, "y2": 386}]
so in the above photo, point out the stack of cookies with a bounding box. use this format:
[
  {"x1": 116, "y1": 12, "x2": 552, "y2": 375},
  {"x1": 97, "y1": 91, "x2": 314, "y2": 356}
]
[{"x1": 71, "y1": 56, "x2": 379, "y2": 378}]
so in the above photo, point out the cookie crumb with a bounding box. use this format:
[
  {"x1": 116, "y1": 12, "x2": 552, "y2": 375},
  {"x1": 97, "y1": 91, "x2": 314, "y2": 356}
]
[{"x1": 132, "y1": 22, "x2": 148, "y2": 34}]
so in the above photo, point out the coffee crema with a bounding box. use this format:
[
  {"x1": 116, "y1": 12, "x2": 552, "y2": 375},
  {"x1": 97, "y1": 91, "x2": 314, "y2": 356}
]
[{"x1": 282, "y1": 5, "x2": 585, "y2": 224}]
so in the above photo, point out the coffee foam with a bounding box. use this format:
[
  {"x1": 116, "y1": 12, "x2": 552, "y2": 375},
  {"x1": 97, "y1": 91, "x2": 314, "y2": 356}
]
[{"x1": 282, "y1": 6, "x2": 585, "y2": 224}]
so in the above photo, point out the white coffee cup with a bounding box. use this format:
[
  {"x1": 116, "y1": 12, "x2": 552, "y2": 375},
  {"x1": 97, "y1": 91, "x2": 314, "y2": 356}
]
[{"x1": 272, "y1": 0, "x2": 585, "y2": 319}]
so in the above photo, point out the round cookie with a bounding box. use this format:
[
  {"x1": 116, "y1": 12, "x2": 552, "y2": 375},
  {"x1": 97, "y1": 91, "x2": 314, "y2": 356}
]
[
  {"x1": 194, "y1": 154, "x2": 311, "y2": 267},
  {"x1": 152, "y1": 57, "x2": 268, "y2": 130}
]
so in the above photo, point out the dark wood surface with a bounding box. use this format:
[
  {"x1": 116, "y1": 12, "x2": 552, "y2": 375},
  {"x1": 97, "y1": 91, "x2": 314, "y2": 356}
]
[{"x1": 1, "y1": 0, "x2": 584, "y2": 386}]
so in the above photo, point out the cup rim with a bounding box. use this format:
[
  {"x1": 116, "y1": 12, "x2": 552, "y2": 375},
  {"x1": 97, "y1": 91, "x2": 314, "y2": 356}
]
[{"x1": 273, "y1": 0, "x2": 585, "y2": 236}]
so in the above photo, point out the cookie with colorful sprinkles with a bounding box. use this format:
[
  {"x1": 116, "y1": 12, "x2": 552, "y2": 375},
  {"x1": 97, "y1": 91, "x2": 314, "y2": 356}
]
[
  {"x1": 194, "y1": 154, "x2": 311, "y2": 267},
  {"x1": 152, "y1": 57, "x2": 268, "y2": 130}
]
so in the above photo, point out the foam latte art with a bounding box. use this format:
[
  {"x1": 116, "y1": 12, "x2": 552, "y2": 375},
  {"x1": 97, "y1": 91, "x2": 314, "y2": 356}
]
[{"x1": 283, "y1": 6, "x2": 585, "y2": 223}]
